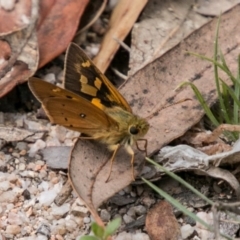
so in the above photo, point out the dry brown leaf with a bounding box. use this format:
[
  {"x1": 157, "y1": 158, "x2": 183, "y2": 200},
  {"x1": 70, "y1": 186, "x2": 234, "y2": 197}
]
[
  {"x1": 93, "y1": 0, "x2": 148, "y2": 72},
  {"x1": 0, "y1": 0, "x2": 39, "y2": 97},
  {"x1": 146, "y1": 201, "x2": 181, "y2": 240},
  {"x1": 0, "y1": 0, "x2": 32, "y2": 34},
  {"x1": 68, "y1": 139, "x2": 145, "y2": 224},
  {"x1": 37, "y1": 0, "x2": 89, "y2": 68},
  {"x1": 129, "y1": 0, "x2": 240, "y2": 76},
  {"x1": 206, "y1": 167, "x2": 240, "y2": 196},
  {"x1": 120, "y1": 5, "x2": 240, "y2": 157},
  {"x1": 195, "y1": 0, "x2": 240, "y2": 16},
  {"x1": 180, "y1": 124, "x2": 240, "y2": 155},
  {"x1": 130, "y1": 0, "x2": 208, "y2": 75},
  {"x1": 0, "y1": 0, "x2": 89, "y2": 97}
]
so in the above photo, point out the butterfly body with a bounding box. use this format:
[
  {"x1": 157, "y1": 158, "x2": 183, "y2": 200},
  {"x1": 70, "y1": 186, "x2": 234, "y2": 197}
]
[
  {"x1": 28, "y1": 43, "x2": 149, "y2": 180},
  {"x1": 103, "y1": 106, "x2": 149, "y2": 146}
]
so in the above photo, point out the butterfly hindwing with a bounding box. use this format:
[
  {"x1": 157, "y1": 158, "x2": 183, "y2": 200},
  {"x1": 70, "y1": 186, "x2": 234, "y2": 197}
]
[
  {"x1": 64, "y1": 43, "x2": 132, "y2": 112},
  {"x1": 28, "y1": 78, "x2": 118, "y2": 135}
]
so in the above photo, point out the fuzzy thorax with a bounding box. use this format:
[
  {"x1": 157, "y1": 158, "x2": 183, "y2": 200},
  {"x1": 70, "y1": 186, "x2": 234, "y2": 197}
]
[{"x1": 96, "y1": 106, "x2": 149, "y2": 149}]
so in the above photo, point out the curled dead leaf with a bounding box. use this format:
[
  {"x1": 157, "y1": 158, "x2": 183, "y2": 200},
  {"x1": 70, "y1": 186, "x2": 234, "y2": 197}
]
[{"x1": 68, "y1": 139, "x2": 145, "y2": 224}]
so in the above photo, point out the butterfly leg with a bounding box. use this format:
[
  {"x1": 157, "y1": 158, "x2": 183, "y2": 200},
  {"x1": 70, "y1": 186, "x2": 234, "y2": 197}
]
[
  {"x1": 130, "y1": 153, "x2": 136, "y2": 181},
  {"x1": 105, "y1": 144, "x2": 120, "y2": 183},
  {"x1": 125, "y1": 145, "x2": 136, "y2": 181},
  {"x1": 136, "y1": 139, "x2": 148, "y2": 156}
]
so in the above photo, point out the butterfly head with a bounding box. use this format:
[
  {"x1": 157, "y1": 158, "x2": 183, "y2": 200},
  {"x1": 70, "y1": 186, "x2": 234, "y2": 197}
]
[{"x1": 127, "y1": 117, "x2": 149, "y2": 144}]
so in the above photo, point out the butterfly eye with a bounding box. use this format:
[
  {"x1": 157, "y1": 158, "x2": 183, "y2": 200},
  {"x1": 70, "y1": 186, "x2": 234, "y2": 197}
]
[{"x1": 129, "y1": 126, "x2": 139, "y2": 135}]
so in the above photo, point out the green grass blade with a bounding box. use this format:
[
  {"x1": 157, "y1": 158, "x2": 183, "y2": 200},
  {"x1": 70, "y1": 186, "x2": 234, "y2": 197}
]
[
  {"x1": 145, "y1": 157, "x2": 214, "y2": 205},
  {"x1": 178, "y1": 82, "x2": 219, "y2": 126}
]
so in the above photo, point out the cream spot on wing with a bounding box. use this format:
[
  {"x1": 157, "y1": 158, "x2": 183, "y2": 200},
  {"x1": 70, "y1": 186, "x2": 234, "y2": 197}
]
[
  {"x1": 81, "y1": 60, "x2": 91, "y2": 67},
  {"x1": 52, "y1": 88, "x2": 61, "y2": 93},
  {"x1": 94, "y1": 77, "x2": 102, "y2": 90},
  {"x1": 80, "y1": 75, "x2": 88, "y2": 84},
  {"x1": 81, "y1": 85, "x2": 97, "y2": 96}
]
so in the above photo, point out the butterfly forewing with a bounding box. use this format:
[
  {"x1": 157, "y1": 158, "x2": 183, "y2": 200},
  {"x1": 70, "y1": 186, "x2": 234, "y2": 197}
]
[
  {"x1": 28, "y1": 78, "x2": 118, "y2": 135},
  {"x1": 64, "y1": 43, "x2": 132, "y2": 113}
]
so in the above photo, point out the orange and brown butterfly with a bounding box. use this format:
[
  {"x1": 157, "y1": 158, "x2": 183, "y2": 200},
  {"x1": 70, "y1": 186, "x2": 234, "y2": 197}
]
[{"x1": 28, "y1": 43, "x2": 149, "y2": 181}]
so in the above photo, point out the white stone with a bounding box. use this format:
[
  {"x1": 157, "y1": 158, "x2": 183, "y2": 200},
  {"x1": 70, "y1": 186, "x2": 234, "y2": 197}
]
[
  {"x1": 28, "y1": 139, "x2": 46, "y2": 157},
  {"x1": 43, "y1": 73, "x2": 56, "y2": 84},
  {"x1": 49, "y1": 125, "x2": 68, "y2": 142},
  {"x1": 123, "y1": 214, "x2": 134, "y2": 224},
  {"x1": 38, "y1": 189, "x2": 58, "y2": 206},
  {"x1": 24, "y1": 118, "x2": 49, "y2": 131},
  {"x1": 0, "y1": 191, "x2": 18, "y2": 203},
  {"x1": 38, "y1": 181, "x2": 50, "y2": 191},
  {"x1": 20, "y1": 170, "x2": 38, "y2": 178},
  {"x1": 100, "y1": 209, "x2": 111, "y2": 222},
  {"x1": 181, "y1": 224, "x2": 194, "y2": 239},
  {"x1": 45, "y1": 137, "x2": 61, "y2": 147},
  {"x1": 5, "y1": 224, "x2": 21, "y2": 234},
  {"x1": 51, "y1": 203, "x2": 70, "y2": 218},
  {"x1": 8, "y1": 212, "x2": 23, "y2": 225},
  {"x1": 0, "y1": 180, "x2": 10, "y2": 191},
  {"x1": 0, "y1": 0, "x2": 15, "y2": 10},
  {"x1": 134, "y1": 205, "x2": 147, "y2": 215},
  {"x1": 65, "y1": 218, "x2": 78, "y2": 232},
  {"x1": 83, "y1": 217, "x2": 91, "y2": 224},
  {"x1": 19, "y1": 162, "x2": 26, "y2": 171},
  {"x1": 64, "y1": 138, "x2": 74, "y2": 146},
  {"x1": 115, "y1": 232, "x2": 150, "y2": 240}
]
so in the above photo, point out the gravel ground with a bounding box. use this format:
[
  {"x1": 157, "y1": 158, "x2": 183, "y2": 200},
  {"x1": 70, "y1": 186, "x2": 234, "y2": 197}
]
[{"x1": 0, "y1": 111, "x2": 152, "y2": 240}]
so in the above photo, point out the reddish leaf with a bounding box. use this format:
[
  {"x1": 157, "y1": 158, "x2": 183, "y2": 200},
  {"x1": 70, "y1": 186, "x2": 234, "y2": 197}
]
[
  {"x1": 0, "y1": 0, "x2": 89, "y2": 97},
  {"x1": 0, "y1": 0, "x2": 39, "y2": 97},
  {"x1": 37, "y1": 0, "x2": 89, "y2": 68},
  {"x1": 146, "y1": 201, "x2": 181, "y2": 240},
  {"x1": 0, "y1": 0, "x2": 31, "y2": 34}
]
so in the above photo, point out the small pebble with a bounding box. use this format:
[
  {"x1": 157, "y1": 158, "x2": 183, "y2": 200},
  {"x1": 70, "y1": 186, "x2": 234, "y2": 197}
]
[
  {"x1": 134, "y1": 205, "x2": 147, "y2": 215},
  {"x1": 130, "y1": 191, "x2": 137, "y2": 197},
  {"x1": 115, "y1": 231, "x2": 150, "y2": 240},
  {"x1": 123, "y1": 214, "x2": 134, "y2": 224},
  {"x1": 19, "y1": 149, "x2": 27, "y2": 155},
  {"x1": 83, "y1": 217, "x2": 91, "y2": 224},
  {"x1": 51, "y1": 203, "x2": 70, "y2": 218},
  {"x1": 28, "y1": 140, "x2": 46, "y2": 157},
  {"x1": 5, "y1": 224, "x2": 21, "y2": 235},
  {"x1": 123, "y1": 186, "x2": 132, "y2": 194},
  {"x1": 100, "y1": 209, "x2": 111, "y2": 222},
  {"x1": 19, "y1": 163, "x2": 26, "y2": 171},
  {"x1": 181, "y1": 224, "x2": 195, "y2": 239},
  {"x1": 0, "y1": 0, "x2": 15, "y2": 10},
  {"x1": 44, "y1": 73, "x2": 56, "y2": 84},
  {"x1": 118, "y1": 190, "x2": 125, "y2": 196},
  {"x1": 16, "y1": 142, "x2": 28, "y2": 151}
]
